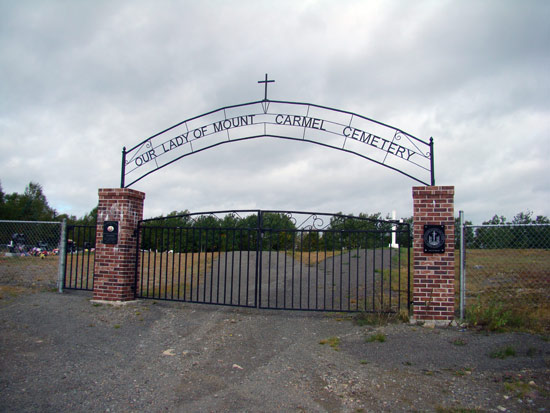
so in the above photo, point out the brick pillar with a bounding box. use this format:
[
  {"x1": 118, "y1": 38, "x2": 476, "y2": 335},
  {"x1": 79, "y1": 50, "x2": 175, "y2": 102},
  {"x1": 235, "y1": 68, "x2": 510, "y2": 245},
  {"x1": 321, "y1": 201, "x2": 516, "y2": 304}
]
[
  {"x1": 93, "y1": 188, "x2": 145, "y2": 302},
  {"x1": 412, "y1": 186, "x2": 455, "y2": 323}
]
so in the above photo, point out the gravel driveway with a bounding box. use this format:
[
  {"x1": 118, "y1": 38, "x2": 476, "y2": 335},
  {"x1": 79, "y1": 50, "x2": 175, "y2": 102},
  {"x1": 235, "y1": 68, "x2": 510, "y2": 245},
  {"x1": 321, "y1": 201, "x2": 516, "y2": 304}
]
[{"x1": 1, "y1": 285, "x2": 549, "y2": 412}]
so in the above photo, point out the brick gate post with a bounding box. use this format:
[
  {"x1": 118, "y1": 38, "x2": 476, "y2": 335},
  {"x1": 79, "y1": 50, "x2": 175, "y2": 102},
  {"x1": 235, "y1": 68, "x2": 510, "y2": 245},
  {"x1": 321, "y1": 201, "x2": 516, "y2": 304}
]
[
  {"x1": 93, "y1": 188, "x2": 145, "y2": 302},
  {"x1": 412, "y1": 186, "x2": 455, "y2": 324}
]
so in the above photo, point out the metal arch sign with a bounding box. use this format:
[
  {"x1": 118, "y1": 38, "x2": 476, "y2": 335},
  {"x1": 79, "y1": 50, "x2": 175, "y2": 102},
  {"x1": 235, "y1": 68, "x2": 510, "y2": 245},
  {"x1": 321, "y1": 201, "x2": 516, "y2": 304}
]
[{"x1": 121, "y1": 77, "x2": 434, "y2": 188}]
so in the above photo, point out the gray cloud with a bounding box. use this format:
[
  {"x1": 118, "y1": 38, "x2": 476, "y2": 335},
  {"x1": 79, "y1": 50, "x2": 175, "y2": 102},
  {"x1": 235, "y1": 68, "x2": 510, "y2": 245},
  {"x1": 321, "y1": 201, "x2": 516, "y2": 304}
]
[{"x1": 1, "y1": 0, "x2": 548, "y2": 224}]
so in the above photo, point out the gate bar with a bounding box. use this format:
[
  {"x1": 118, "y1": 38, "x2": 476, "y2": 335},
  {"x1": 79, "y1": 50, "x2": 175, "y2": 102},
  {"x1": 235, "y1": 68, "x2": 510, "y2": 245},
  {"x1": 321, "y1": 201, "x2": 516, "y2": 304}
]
[{"x1": 57, "y1": 218, "x2": 67, "y2": 293}]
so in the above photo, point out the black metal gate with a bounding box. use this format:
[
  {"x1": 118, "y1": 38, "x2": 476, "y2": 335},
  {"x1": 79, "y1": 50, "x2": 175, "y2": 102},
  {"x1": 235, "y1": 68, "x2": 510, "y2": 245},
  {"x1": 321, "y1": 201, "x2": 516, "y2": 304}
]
[
  {"x1": 63, "y1": 225, "x2": 96, "y2": 291},
  {"x1": 135, "y1": 210, "x2": 411, "y2": 313}
]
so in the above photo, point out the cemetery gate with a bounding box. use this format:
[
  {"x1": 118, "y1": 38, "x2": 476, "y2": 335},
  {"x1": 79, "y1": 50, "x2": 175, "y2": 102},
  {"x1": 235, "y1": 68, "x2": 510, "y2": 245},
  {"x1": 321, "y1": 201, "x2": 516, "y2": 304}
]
[
  {"x1": 135, "y1": 209, "x2": 411, "y2": 312},
  {"x1": 91, "y1": 76, "x2": 456, "y2": 323}
]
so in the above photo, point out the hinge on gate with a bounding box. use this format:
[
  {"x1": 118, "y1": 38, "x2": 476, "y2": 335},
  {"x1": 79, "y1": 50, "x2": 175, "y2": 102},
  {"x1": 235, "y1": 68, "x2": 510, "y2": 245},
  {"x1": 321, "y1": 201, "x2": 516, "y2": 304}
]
[{"x1": 133, "y1": 229, "x2": 139, "y2": 237}]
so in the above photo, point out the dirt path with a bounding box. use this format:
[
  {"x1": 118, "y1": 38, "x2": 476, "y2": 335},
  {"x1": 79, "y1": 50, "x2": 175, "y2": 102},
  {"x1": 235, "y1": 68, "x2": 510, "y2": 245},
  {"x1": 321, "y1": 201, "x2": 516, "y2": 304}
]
[{"x1": 0, "y1": 289, "x2": 548, "y2": 412}]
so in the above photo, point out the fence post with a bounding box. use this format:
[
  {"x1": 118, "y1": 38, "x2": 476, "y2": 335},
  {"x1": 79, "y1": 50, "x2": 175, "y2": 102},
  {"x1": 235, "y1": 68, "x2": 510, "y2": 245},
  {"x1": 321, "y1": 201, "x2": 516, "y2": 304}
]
[
  {"x1": 459, "y1": 210, "x2": 465, "y2": 320},
  {"x1": 57, "y1": 218, "x2": 67, "y2": 293}
]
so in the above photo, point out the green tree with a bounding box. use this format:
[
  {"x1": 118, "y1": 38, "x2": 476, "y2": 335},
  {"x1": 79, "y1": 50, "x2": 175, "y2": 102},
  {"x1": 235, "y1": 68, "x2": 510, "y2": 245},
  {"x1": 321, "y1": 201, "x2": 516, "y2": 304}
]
[
  {"x1": 0, "y1": 181, "x2": 56, "y2": 221},
  {"x1": 77, "y1": 206, "x2": 98, "y2": 226},
  {"x1": 470, "y1": 211, "x2": 550, "y2": 249}
]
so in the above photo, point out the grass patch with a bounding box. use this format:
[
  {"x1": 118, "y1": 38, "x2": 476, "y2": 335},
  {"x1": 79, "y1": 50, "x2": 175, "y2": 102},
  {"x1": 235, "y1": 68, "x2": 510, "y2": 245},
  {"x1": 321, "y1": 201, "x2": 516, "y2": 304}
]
[
  {"x1": 138, "y1": 251, "x2": 219, "y2": 299},
  {"x1": 489, "y1": 345, "x2": 516, "y2": 359},
  {"x1": 503, "y1": 380, "x2": 536, "y2": 399},
  {"x1": 465, "y1": 298, "x2": 525, "y2": 332},
  {"x1": 458, "y1": 248, "x2": 550, "y2": 333},
  {"x1": 365, "y1": 333, "x2": 386, "y2": 343},
  {"x1": 319, "y1": 336, "x2": 340, "y2": 351},
  {"x1": 380, "y1": 248, "x2": 411, "y2": 311},
  {"x1": 0, "y1": 285, "x2": 29, "y2": 299},
  {"x1": 289, "y1": 250, "x2": 342, "y2": 265},
  {"x1": 353, "y1": 309, "x2": 408, "y2": 326}
]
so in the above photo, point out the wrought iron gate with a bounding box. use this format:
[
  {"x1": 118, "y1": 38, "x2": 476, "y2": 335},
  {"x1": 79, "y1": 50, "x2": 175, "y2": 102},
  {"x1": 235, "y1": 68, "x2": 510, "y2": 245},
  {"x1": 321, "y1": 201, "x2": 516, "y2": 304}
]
[
  {"x1": 63, "y1": 225, "x2": 96, "y2": 290},
  {"x1": 135, "y1": 210, "x2": 410, "y2": 313}
]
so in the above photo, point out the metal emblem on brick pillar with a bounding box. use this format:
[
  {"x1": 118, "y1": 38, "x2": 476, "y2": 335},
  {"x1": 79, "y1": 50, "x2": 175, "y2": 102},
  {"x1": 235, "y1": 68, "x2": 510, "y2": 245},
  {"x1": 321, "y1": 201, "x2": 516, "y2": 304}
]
[{"x1": 423, "y1": 225, "x2": 445, "y2": 253}]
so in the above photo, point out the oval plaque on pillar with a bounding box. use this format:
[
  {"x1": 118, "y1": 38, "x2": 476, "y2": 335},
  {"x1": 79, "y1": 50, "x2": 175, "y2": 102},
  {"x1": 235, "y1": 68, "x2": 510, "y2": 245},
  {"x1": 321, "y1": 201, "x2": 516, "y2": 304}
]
[{"x1": 423, "y1": 225, "x2": 445, "y2": 253}]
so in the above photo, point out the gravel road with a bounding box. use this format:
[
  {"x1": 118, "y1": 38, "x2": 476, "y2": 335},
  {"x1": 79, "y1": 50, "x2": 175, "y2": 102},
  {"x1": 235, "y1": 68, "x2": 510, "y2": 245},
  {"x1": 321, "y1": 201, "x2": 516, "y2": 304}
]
[{"x1": 1, "y1": 286, "x2": 549, "y2": 412}]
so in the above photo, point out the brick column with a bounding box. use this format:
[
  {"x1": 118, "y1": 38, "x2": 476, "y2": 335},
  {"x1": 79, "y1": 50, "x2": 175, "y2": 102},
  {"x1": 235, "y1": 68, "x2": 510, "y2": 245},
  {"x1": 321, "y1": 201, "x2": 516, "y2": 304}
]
[
  {"x1": 412, "y1": 186, "x2": 455, "y2": 323},
  {"x1": 93, "y1": 188, "x2": 145, "y2": 302}
]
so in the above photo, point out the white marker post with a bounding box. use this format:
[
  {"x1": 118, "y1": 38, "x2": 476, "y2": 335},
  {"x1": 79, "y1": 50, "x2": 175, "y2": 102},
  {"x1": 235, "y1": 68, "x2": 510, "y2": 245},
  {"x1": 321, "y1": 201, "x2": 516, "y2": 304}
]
[{"x1": 390, "y1": 210, "x2": 399, "y2": 249}]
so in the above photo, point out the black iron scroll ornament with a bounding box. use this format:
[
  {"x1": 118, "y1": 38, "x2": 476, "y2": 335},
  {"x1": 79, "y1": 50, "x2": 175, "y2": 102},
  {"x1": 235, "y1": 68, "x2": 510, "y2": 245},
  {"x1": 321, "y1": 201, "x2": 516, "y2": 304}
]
[{"x1": 121, "y1": 75, "x2": 435, "y2": 188}]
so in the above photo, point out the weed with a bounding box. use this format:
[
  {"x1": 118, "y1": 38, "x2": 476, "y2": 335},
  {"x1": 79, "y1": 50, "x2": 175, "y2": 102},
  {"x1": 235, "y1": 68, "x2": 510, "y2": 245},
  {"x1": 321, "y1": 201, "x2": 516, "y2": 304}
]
[
  {"x1": 489, "y1": 345, "x2": 516, "y2": 359},
  {"x1": 465, "y1": 298, "x2": 524, "y2": 332},
  {"x1": 113, "y1": 324, "x2": 121, "y2": 329},
  {"x1": 354, "y1": 311, "x2": 401, "y2": 326},
  {"x1": 365, "y1": 333, "x2": 386, "y2": 343},
  {"x1": 398, "y1": 309, "x2": 410, "y2": 323},
  {"x1": 452, "y1": 338, "x2": 467, "y2": 346},
  {"x1": 319, "y1": 336, "x2": 340, "y2": 351},
  {"x1": 504, "y1": 380, "x2": 536, "y2": 399},
  {"x1": 359, "y1": 359, "x2": 368, "y2": 365}
]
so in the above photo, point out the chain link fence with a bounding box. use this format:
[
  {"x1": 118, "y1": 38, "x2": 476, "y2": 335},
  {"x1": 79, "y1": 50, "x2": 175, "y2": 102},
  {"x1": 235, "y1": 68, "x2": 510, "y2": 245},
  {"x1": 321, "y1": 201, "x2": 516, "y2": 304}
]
[
  {"x1": 0, "y1": 220, "x2": 64, "y2": 291},
  {"x1": 459, "y1": 218, "x2": 550, "y2": 329}
]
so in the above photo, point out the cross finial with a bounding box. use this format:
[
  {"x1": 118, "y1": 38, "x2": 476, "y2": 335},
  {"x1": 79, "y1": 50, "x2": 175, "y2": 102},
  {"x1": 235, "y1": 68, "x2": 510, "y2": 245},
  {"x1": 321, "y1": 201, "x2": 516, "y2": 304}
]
[{"x1": 258, "y1": 73, "x2": 275, "y2": 101}]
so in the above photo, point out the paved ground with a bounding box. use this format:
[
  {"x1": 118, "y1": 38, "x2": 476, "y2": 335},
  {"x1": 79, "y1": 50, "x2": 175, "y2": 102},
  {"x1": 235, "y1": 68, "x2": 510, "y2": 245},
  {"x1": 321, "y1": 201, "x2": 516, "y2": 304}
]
[{"x1": 0, "y1": 287, "x2": 549, "y2": 412}]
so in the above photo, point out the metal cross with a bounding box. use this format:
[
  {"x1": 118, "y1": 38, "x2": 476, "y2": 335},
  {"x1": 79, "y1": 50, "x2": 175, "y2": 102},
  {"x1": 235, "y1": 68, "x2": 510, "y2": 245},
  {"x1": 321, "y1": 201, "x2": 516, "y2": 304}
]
[{"x1": 258, "y1": 73, "x2": 275, "y2": 101}]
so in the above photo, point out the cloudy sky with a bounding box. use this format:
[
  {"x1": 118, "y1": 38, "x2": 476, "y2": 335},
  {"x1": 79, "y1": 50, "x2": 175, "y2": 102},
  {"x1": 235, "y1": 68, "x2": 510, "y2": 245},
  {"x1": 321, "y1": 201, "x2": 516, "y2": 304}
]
[{"x1": 1, "y1": 0, "x2": 549, "y2": 224}]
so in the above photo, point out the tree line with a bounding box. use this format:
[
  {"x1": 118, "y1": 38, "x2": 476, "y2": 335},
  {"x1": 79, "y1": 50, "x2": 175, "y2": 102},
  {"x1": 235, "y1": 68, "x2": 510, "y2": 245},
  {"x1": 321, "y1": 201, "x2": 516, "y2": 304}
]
[
  {"x1": 2, "y1": 181, "x2": 548, "y2": 250},
  {"x1": 0, "y1": 181, "x2": 96, "y2": 225},
  {"x1": 139, "y1": 210, "x2": 411, "y2": 253},
  {"x1": 457, "y1": 211, "x2": 550, "y2": 249}
]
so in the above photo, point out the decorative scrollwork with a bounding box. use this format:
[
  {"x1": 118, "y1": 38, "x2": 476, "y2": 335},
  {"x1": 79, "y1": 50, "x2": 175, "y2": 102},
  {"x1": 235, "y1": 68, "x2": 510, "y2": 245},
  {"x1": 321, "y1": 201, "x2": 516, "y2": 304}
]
[
  {"x1": 281, "y1": 212, "x2": 298, "y2": 227},
  {"x1": 296, "y1": 214, "x2": 327, "y2": 230}
]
